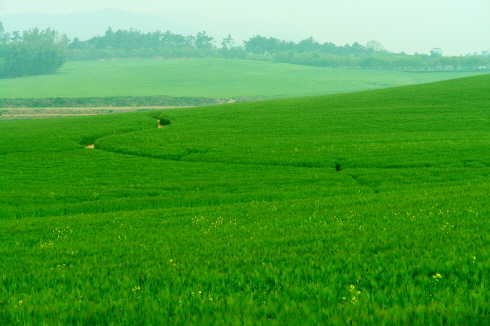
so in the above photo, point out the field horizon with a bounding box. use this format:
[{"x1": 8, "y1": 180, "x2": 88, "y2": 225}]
[{"x1": 1, "y1": 73, "x2": 490, "y2": 324}]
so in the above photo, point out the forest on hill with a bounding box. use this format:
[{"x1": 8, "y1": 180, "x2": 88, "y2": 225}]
[{"x1": 1, "y1": 20, "x2": 489, "y2": 79}]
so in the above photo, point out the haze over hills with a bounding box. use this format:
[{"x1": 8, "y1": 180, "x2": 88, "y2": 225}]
[{"x1": 0, "y1": 8, "x2": 305, "y2": 45}]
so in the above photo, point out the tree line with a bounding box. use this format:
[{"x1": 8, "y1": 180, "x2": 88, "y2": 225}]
[
  {"x1": 67, "y1": 28, "x2": 227, "y2": 60},
  {"x1": 66, "y1": 29, "x2": 387, "y2": 60},
  {"x1": 1, "y1": 20, "x2": 489, "y2": 79},
  {"x1": 0, "y1": 21, "x2": 67, "y2": 78},
  {"x1": 243, "y1": 36, "x2": 489, "y2": 71},
  {"x1": 272, "y1": 51, "x2": 490, "y2": 71},
  {"x1": 66, "y1": 28, "x2": 490, "y2": 71},
  {"x1": 66, "y1": 28, "x2": 490, "y2": 72}
]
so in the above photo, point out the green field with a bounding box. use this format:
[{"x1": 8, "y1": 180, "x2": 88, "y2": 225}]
[
  {"x1": 1, "y1": 58, "x2": 487, "y2": 99},
  {"x1": 1, "y1": 74, "x2": 490, "y2": 324}
]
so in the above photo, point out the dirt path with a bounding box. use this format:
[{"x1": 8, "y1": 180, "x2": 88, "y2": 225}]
[{"x1": 0, "y1": 106, "x2": 193, "y2": 121}]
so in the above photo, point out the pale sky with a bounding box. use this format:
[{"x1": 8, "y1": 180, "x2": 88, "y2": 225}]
[{"x1": 1, "y1": 0, "x2": 489, "y2": 55}]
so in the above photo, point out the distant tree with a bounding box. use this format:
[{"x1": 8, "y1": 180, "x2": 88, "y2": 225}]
[
  {"x1": 22, "y1": 27, "x2": 60, "y2": 45},
  {"x1": 103, "y1": 27, "x2": 115, "y2": 49},
  {"x1": 244, "y1": 35, "x2": 280, "y2": 56},
  {"x1": 366, "y1": 40, "x2": 385, "y2": 53},
  {"x1": 276, "y1": 40, "x2": 296, "y2": 52},
  {"x1": 229, "y1": 46, "x2": 247, "y2": 59},
  {"x1": 437, "y1": 56, "x2": 458, "y2": 71},
  {"x1": 244, "y1": 35, "x2": 268, "y2": 55},
  {"x1": 297, "y1": 37, "x2": 320, "y2": 53},
  {"x1": 0, "y1": 26, "x2": 66, "y2": 78},
  {"x1": 159, "y1": 30, "x2": 187, "y2": 49},
  {"x1": 462, "y1": 55, "x2": 489, "y2": 70},
  {"x1": 221, "y1": 34, "x2": 235, "y2": 58},
  {"x1": 319, "y1": 42, "x2": 338, "y2": 55},
  {"x1": 10, "y1": 31, "x2": 22, "y2": 43},
  {"x1": 195, "y1": 31, "x2": 214, "y2": 50},
  {"x1": 221, "y1": 34, "x2": 234, "y2": 49},
  {"x1": 264, "y1": 37, "x2": 280, "y2": 54},
  {"x1": 0, "y1": 21, "x2": 8, "y2": 44},
  {"x1": 68, "y1": 37, "x2": 84, "y2": 50},
  {"x1": 339, "y1": 43, "x2": 352, "y2": 56},
  {"x1": 360, "y1": 55, "x2": 384, "y2": 69},
  {"x1": 350, "y1": 42, "x2": 366, "y2": 56},
  {"x1": 274, "y1": 50, "x2": 296, "y2": 63},
  {"x1": 184, "y1": 35, "x2": 196, "y2": 48}
]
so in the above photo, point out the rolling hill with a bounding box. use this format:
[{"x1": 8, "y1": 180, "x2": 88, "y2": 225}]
[
  {"x1": 1, "y1": 58, "x2": 487, "y2": 100},
  {"x1": 1, "y1": 74, "x2": 489, "y2": 324}
]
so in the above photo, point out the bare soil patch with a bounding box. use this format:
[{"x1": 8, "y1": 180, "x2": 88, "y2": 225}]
[{"x1": 0, "y1": 106, "x2": 192, "y2": 121}]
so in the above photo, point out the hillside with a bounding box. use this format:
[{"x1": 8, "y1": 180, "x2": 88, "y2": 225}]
[
  {"x1": 1, "y1": 58, "x2": 486, "y2": 100},
  {"x1": 1, "y1": 74, "x2": 490, "y2": 324}
]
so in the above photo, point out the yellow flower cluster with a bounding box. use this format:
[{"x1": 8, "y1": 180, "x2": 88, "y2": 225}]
[
  {"x1": 433, "y1": 273, "x2": 442, "y2": 280},
  {"x1": 343, "y1": 285, "x2": 361, "y2": 305}
]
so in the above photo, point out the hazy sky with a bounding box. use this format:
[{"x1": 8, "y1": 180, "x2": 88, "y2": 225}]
[{"x1": 2, "y1": 0, "x2": 489, "y2": 55}]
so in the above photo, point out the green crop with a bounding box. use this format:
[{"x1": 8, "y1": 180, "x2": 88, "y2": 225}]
[
  {"x1": 1, "y1": 74, "x2": 490, "y2": 325},
  {"x1": 1, "y1": 58, "x2": 486, "y2": 99}
]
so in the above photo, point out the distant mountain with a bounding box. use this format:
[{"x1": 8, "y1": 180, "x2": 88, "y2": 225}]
[{"x1": 0, "y1": 8, "x2": 306, "y2": 45}]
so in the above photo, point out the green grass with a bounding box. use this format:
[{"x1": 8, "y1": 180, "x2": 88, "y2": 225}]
[
  {"x1": 1, "y1": 58, "x2": 487, "y2": 99},
  {"x1": 1, "y1": 74, "x2": 490, "y2": 324}
]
